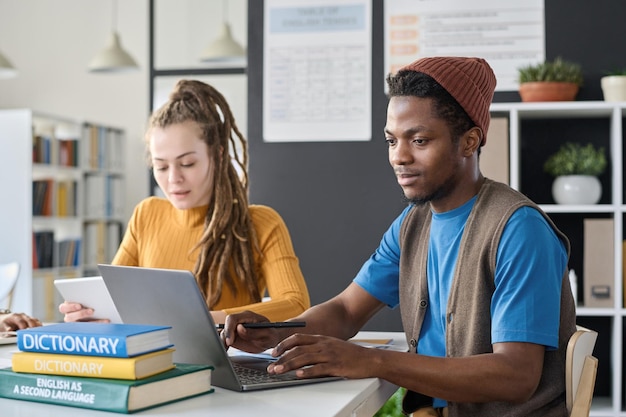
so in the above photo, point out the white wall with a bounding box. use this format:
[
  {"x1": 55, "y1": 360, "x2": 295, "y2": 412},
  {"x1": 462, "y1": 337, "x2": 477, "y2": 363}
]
[
  {"x1": 0, "y1": 0, "x2": 250, "y2": 316},
  {"x1": 0, "y1": 0, "x2": 149, "y2": 221},
  {"x1": 0, "y1": 0, "x2": 248, "y2": 221}
]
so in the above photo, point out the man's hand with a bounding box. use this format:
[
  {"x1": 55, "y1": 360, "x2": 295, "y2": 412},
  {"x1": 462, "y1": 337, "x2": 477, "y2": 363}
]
[
  {"x1": 221, "y1": 311, "x2": 282, "y2": 353},
  {"x1": 269, "y1": 334, "x2": 375, "y2": 379}
]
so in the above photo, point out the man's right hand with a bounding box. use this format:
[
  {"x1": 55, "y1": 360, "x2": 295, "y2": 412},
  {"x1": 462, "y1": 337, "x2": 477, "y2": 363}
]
[{"x1": 220, "y1": 311, "x2": 285, "y2": 353}]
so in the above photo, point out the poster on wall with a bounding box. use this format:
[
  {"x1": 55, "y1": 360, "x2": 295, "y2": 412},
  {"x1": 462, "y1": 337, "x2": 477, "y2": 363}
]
[
  {"x1": 263, "y1": 0, "x2": 372, "y2": 142},
  {"x1": 384, "y1": 0, "x2": 545, "y2": 91}
]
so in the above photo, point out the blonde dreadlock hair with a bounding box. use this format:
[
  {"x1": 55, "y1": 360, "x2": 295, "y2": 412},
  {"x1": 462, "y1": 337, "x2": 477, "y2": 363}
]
[{"x1": 146, "y1": 79, "x2": 262, "y2": 309}]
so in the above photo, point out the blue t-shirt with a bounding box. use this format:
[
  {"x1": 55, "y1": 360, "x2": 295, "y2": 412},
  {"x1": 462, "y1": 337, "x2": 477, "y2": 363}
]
[
  {"x1": 354, "y1": 196, "x2": 567, "y2": 352},
  {"x1": 354, "y1": 197, "x2": 567, "y2": 407}
]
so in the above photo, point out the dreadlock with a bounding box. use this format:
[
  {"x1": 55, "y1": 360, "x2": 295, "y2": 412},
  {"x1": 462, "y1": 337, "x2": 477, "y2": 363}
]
[{"x1": 146, "y1": 79, "x2": 262, "y2": 308}]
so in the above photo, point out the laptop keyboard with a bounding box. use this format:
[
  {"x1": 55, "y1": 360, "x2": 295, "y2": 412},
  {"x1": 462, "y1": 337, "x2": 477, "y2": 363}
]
[{"x1": 232, "y1": 362, "x2": 301, "y2": 384}]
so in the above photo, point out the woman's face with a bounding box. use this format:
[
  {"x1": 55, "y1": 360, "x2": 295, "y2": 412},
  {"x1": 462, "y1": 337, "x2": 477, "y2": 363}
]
[{"x1": 149, "y1": 121, "x2": 214, "y2": 210}]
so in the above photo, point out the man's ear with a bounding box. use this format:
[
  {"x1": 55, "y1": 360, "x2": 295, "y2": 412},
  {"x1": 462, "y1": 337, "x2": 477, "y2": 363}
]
[{"x1": 463, "y1": 127, "x2": 483, "y2": 156}]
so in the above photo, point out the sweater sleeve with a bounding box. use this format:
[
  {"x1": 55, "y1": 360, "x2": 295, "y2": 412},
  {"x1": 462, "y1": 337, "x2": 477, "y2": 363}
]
[
  {"x1": 221, "y1": 205, "x2": 311, "y2": 321},
  {"x1": 111, "y1": 200, "x2": 142, "y2": 266}
]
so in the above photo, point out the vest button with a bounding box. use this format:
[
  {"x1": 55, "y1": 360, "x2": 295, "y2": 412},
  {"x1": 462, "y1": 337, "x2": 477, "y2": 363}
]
[
  {"x1": 419, "y1": 300, "x2": 428, "y2": 308},
  {"x1": 410, "y1": 339, "x2": 417, "y2": 347}
]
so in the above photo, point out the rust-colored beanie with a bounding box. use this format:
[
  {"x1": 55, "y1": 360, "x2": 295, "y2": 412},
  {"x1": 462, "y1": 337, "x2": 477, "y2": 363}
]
[{"x1": 400, "y1": 57, "x2": 496, "y2": 146}]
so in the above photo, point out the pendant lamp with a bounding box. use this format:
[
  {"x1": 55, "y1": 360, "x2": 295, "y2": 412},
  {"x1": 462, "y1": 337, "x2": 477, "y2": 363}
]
[
  {"x1": 88, "y1": 0, "x2": 138, "y2": 73},
  {"x1": 0, "y1": 49, "x2": 17, "y2": 78},
  {"x1": 199, "y1": 0, "x2": 246, "y2": 62}
]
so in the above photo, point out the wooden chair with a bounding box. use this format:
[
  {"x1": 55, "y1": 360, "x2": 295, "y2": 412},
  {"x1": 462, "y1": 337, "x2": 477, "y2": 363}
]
[
  {"x1": 0, "y1": 262, "x2": 20, "y2": 311},
  {"x1": 566, "y1": 326, "x2": 599, "y2": 417}
]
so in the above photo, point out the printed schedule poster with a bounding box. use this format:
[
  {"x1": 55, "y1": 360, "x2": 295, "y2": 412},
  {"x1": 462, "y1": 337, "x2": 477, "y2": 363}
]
[
  {"x1": 384, "y1": 0, "x2": 545, "y2": 91},
  {"x1": 263, "y1": 0, "x2": 372, "y2": 142}
]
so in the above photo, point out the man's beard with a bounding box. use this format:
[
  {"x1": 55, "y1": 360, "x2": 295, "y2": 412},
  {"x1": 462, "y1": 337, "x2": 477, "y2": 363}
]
[
  {"x1": 401, "y1": 175, "x2": 456, "y2": 206},
  {"x1": 402, "y1": 190, "x2": 440, "y2": 206}
]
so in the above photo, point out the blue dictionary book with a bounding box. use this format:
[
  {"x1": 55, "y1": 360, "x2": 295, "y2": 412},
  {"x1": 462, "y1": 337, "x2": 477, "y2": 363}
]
[{"x1": 17, "y1": 322, "x2": 173, "y2": 358}]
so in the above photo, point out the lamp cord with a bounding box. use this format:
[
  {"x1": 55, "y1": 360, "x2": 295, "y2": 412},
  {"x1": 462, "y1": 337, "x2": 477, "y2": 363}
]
[{"x1": 112, "y1": 0, "x2": 117, "y2": 32}]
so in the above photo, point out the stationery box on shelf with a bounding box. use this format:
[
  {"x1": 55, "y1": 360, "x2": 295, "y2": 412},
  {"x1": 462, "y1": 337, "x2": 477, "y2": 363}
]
[{"x1": 583, "y1": 218, "x2": 614, "y2": 308}]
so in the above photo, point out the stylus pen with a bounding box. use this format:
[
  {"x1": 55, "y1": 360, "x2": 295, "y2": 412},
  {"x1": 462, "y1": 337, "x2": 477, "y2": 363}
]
[{"x1": 216, "y1": 321, "x2": 306, "y2": 330}]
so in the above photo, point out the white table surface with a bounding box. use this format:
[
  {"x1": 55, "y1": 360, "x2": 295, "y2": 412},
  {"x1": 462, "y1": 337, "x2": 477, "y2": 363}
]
[{"x1": 0, "y1": 331, "x2": 406, "y2": 417}]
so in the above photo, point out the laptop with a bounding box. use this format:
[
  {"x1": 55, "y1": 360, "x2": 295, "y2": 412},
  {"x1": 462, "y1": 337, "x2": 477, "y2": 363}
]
[{"x1": 54, "y1": 264, "x2": 340, "y2": 391}]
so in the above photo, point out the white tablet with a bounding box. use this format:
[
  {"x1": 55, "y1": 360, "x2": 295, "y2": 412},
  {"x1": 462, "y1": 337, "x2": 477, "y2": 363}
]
[{"x1": 53, "y1": 276, "x2": 123, "y2": 323}]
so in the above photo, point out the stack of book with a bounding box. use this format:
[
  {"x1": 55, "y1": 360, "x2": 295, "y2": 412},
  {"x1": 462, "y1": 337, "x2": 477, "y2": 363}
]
[{"x1": 0, "y1": 322, "x2": 213, "y2": 413}]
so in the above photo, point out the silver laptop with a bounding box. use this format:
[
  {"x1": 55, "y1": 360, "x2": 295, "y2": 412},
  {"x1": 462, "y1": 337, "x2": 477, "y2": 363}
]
[{"x1": 75, "y1": 264, "x2": 340, "y2": 391}]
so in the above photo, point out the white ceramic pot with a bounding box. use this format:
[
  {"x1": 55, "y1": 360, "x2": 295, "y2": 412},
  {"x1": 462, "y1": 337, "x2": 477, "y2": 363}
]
[
  {"x1": 552, "y1": 175, "x2": 602, "y2": 204},
  {"x1": 601, "y1": 75, "x2": 626, "y2": 102}
]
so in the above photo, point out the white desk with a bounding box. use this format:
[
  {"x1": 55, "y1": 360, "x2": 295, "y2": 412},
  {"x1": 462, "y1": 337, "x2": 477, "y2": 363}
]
[{"x1": 0, "y1": 331, "x2": 406, "y2": 417}]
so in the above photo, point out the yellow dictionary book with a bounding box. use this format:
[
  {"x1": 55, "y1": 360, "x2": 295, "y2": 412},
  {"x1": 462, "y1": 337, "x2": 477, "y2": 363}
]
[{"x1": 11, "y1": 348, "x2": 175, "y2": 380}]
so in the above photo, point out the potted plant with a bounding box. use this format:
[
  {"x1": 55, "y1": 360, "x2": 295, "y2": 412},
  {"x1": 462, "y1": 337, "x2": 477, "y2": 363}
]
[
  {"x1": 517, "y1": 57, "x2": 583, "y2": 102},
  {"x1": 600, "y1": 69, "x2": 626, "y2": 102},
  {"x1": 544, "y1": 142, "x2": 607, "y2": 204}
]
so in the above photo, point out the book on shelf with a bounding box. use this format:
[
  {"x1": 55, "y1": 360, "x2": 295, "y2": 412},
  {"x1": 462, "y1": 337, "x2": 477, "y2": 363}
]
[
  {"x1": 33, "y1": 230, "x2": 54, "y2": 269},
  {"x1": 58, "y1": 139, "x2": 79, "y2": 167},
  {"x1": 0, "y1": 363, "x2": 214, "y2": 414},
  {"x1": 83, "y1": 221, "x2": 107, "y2": 265},
  {"x1": 16, "y1": 322, "x2": 173, "y2": 358},
  {"x1": 84, "y1": 174, "x2": 107, "y2": 218},
  {"x1": 107, "y1": 222, "x2": 122, "y2": 261},
  {"x1": 106, "y1": 175, "x2": 125, "y2": 218},
  {"x1": 32, "y1": 179, "x2": 53, "y2": 216},
  {"x1": 32, "y1": 134, "x2": 53, "y2": 164},
  {"x1": 106, "y1": 128, "x2": 124, "y2": 171},
  {"x1": 55, "y1": 180, "x2": 77, "y2": 217},
  {"x1": 12, "y1": 348, "x2": 175, "y2": 380},
  {"x1": 57, "y1": 238, "x2": 81, "y2": 267}
]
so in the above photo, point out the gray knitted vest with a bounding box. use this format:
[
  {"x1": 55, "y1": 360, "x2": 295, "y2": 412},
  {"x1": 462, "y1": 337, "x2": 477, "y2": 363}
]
[{"x1": 399, "y1": 179, "x2": 576, "y2": 417}]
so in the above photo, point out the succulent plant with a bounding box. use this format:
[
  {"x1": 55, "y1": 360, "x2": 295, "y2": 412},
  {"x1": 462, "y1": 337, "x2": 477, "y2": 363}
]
[
  {"x1": 544, "y1": 142, "x2": 607, "y2": 177},
  {"x1": 518, "y1": 57, "x2": 583, "y2": 86}
]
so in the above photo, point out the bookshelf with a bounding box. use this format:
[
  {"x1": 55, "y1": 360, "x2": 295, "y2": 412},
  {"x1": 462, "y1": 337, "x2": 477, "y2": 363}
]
[
  {"x1": 490, "y1": 101, "x2": 624, "y2": 416},
  {"x1": 0, "y1": 109, "x2": 126, "y2": 322}
]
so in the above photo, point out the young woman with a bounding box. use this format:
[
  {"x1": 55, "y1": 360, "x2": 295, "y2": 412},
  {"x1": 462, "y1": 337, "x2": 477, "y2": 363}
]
[
  {"x1": 61, "y1": 80, "x2": 310, "y2": 324},
  {"x1": 0, "y1": 311, "x2": 41, "y2": 332}
]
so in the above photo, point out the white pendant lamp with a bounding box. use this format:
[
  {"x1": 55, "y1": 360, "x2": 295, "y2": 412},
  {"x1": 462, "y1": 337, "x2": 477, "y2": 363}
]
[
  {"x1": 88, "y1": 0, "x2": 138, "y2": 73},
  {"x1": 0, "y1": 49, "x2": 17, "y2": 78},
  {"x1": 199, "y1": 0, "x2": 246, "y2": 62}
]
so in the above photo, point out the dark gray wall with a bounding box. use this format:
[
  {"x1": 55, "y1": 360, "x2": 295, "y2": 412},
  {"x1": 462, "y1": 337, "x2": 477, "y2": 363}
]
[
  {"x1": 247, "y1": 0, "x2": 626, "y2": 334},
  {"x1": 247, "y1": 0, "x2": 404, "y2": 331}
]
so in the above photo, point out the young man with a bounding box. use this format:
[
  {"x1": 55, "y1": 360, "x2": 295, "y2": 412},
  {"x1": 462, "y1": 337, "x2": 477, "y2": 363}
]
[{"x1": 222, "y1": 57, "x2": 576, "y2": 417}]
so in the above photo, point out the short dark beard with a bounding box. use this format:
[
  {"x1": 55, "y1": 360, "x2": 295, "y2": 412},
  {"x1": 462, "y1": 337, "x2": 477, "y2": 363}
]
[
  {"x1": 401, "y1": 172, "x2": 458, "y2": 206},
  {"x1": 402, "y1": 189, "x2": 442, "y2": 206}
]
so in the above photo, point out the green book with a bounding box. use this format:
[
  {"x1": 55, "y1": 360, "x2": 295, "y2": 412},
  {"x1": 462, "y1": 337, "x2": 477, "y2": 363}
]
[{"x1": 0, "y1": 363, "x2": 214, "y2": 414}]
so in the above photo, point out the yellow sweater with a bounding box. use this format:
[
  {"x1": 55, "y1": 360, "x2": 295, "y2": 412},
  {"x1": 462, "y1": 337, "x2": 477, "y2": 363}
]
[{"x1": 112, "y1": 197, "x2": 310, "y2": 321}]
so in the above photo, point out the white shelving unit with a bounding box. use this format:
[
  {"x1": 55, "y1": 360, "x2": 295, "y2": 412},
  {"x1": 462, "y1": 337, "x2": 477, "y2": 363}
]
[
  {"x1": 491, "y1": 101, "x2": 624, "y2": 416},
  {"x1": 0, "y1": 109, "x2": 125, "y2": 323}
]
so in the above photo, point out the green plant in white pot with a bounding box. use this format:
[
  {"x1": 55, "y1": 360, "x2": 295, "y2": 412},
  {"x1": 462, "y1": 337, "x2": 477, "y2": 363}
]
[{"x1": 544, "y1": 142, "x2": 607, "y2": 204}]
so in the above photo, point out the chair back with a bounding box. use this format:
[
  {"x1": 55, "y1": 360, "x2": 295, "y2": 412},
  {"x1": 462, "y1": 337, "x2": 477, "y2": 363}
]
[
  {"x1": 0, "y1": 262, "x2": 20, "y2": 310},
  {"x1": 566, "y1": 325, "x2": 598, "y2": 417}
]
